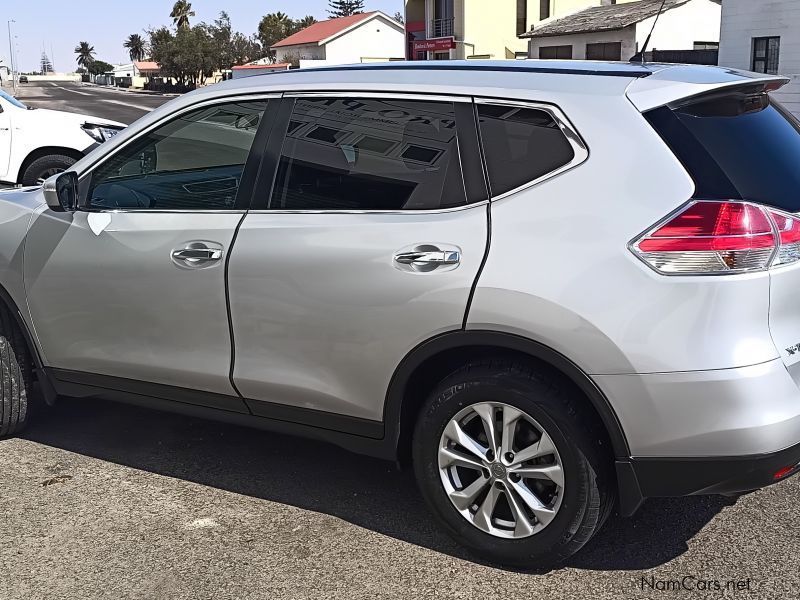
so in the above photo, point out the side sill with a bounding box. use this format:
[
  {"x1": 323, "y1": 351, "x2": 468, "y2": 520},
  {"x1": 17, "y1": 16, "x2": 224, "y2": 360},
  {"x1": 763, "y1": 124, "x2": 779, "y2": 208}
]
[{"x1": 47, "y1": 368, "x2": 390, "y2": 458}]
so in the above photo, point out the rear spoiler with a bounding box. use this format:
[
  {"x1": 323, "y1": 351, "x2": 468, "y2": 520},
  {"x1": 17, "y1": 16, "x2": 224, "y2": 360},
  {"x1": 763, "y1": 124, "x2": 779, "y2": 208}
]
[{"x1": 626, "y1": 64, "x2": 789, "y2": 112}]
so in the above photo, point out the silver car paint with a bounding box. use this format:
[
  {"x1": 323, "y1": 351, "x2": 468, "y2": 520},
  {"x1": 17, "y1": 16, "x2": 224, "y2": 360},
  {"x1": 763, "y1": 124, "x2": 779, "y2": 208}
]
[
  {"x1": 466, "y1": 91, "x2": 778, "y2": 375},
  {"x1": 23, "y1": 209, "x2": 242, "y2": 395},
  {"x1": 0, "y1": 189, "x2": 43, "y2": 327},
  {"x1": 229, "y1": 208, "x2": 487, "y2": 420},
  {"x1": 0, "y1": 61, "x2": 796, "y2": 462}
]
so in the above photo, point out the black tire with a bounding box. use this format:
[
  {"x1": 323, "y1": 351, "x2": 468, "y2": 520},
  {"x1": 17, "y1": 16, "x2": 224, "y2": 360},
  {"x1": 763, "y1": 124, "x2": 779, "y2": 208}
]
[
  {"x1": 20, "y1": 154, "x2": 77, "y2": 186},
  {"x1": 412, "y1": 359, "x2": 614, "y2": 570},
  {"x1": 0, "y1": 305, "x2": 32, "y2": 437}
]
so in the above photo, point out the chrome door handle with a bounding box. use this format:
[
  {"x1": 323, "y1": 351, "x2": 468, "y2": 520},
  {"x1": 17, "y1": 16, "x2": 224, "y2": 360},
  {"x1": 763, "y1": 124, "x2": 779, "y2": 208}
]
[
  {"x1": 394, "y1": 250, "x2": 461, "y2": 265},
  {"x1": 172, "y1": 248, "x2": 222, "y2": 261},
  {"x1": 171, "y1": 242, "x2": 225, "y2": 269}
]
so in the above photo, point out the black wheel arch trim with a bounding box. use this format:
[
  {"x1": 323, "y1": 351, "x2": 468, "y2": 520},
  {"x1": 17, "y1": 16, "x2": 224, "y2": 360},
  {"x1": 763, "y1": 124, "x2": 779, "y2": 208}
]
[
  {"x1": 382, "y1": 329, "x2": 631, "y2": 459},
  {"x1": 0, "y1": 282, "x2": 57, "y2": 404}
]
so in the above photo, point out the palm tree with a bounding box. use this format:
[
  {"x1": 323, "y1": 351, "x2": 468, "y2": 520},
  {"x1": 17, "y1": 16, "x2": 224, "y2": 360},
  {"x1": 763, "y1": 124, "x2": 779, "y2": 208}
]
[
  {"x1": 74, "y1": 41, "x2": 96, "y2": 69},
  {"x1": 294, "y1": 16, "x2": 317, "y2": 32},
  {"x1": 124, "y1": 34, "x2": 147, "y2": 62},
  {"x1": 170, "y1": 0, "x2": 195, "y2": 29},
  {"x1": 257, "y1": 12, "x2": 293, "y2": 61}
]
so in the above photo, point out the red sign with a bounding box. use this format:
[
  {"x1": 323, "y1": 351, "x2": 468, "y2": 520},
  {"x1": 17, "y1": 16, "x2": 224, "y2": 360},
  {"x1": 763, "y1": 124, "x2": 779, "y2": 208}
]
[{"x1": 412, "y1": 37, "x2": 456, "y2": 52}]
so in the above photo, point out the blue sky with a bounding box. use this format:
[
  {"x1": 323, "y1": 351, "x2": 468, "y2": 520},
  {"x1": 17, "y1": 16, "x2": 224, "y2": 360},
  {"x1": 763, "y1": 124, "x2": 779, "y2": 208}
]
[{"x1": 4, "y1": 0, "x2": 403, "y2": 72}]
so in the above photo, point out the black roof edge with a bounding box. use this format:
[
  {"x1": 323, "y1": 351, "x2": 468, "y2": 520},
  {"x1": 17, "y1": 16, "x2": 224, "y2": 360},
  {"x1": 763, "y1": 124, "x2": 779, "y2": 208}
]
[{"x1": 274, "y1": 63, "x2": 652, "y2": 79}]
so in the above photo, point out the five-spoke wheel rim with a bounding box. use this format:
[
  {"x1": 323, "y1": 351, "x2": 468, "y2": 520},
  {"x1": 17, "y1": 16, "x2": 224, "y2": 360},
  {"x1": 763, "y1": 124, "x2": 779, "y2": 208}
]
[{"x1": 438, "y1": 402, "x2": 565, "y2": 539}]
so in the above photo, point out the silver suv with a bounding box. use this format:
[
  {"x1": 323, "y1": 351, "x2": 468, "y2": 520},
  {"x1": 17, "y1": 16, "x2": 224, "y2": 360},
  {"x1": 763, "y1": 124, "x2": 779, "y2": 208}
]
[{"x1": 2, "y1": 61, "x2": 800, "y2": 568}]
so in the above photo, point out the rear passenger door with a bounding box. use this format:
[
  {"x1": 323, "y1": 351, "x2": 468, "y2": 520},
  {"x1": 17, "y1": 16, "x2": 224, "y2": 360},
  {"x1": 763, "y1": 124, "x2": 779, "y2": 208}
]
[{"x1": 227, "y1": 94, "x2": 489, "y2": 426}]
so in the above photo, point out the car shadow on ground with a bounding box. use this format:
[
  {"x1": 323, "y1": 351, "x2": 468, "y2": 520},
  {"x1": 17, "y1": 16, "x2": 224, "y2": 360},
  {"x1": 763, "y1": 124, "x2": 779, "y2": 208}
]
[{"x1": 22, "y1": 397, "x2": 735, "y2": 573}]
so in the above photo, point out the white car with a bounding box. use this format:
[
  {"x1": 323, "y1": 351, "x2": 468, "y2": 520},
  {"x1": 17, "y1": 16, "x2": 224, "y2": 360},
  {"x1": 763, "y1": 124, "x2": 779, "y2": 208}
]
[{"x1": 0, "y1": 89, "x2": 125, "y2": 186}]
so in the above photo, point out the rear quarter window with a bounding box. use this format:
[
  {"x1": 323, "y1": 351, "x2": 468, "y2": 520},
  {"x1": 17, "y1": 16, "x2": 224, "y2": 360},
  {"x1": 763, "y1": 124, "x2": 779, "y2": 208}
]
[
  {"x1": 477, "y1": 104, "x2": 576, "y2": 198},
  {"x1": 645, "y1": 92, "x2": 800, "y2": 212}
]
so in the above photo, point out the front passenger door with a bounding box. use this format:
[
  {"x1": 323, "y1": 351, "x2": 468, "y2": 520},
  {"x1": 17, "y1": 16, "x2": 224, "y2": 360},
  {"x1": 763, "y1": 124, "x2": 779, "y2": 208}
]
[{"x1": 24, "y1": 97, "x2": 274, "y2": 403}]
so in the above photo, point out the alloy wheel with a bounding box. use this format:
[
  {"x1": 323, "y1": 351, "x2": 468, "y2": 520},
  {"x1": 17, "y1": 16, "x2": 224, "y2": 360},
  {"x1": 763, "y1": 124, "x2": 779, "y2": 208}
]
[{"x1": 438, "y1": 401, "x2": 565, "y2": 539}]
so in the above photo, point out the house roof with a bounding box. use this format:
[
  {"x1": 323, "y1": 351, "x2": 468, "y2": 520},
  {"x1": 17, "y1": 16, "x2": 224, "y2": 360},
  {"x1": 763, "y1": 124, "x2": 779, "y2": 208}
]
[
  {"x1": 232, "y1": 63, "x2": 291, "y2": 71},
  {"x1": 272, "y1": 11, "x2": 380, "y2": 48},
  {"x1": 521, "y1": 0, "x2": 704, "y2": 39},
  {"x1": 134, "y1": 61, "x2": 160, "y2": 71}
]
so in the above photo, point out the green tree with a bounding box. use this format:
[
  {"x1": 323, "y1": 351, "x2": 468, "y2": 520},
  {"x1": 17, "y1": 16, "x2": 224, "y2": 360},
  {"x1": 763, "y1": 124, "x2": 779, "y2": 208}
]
[
  {"x1": 230, "y1": 33, "x2": 262, "y2": 66},
  {"x1": 74, "y1": 41, "x2": 96, "y2": 69},
  {"x1": 393, "y1": 11, "x2": 404, "y2": 24},
  {"x1": 123, "y1": 33, "x2": 147, "y2": 61},
  {"x1": 327, "y1": 1, "x2": 365, "y2": 18},
  {"x1": 149, "y1": 25, "x2": 214, "y2": 87},
  {"x1": 87, "y1": 60, "x2": 114, "y2": 76},
  {"x1": 290, "y1": 15, "x2": 317, "y2": 35},
  {"x1": 206, "y1": 11, "x2": 234, "y2": 70},
  {"x1": 170, "y1": 0, "x2": 196, "y2": 29},
  {"x1": 257, "y1": 12, "x2": 292, "y2": 62}
]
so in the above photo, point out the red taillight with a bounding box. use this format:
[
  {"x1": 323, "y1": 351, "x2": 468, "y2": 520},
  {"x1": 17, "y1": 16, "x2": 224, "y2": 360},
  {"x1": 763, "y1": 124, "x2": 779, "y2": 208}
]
[{"x1": 631, "y1": 200, "x2": 800, "y2": 275}]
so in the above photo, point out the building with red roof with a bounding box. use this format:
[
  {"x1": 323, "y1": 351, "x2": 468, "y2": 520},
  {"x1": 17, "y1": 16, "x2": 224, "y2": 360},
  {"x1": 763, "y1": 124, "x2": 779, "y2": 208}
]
[{"x1": 270, "y1": 11, "x2": 405, "y2": 68}]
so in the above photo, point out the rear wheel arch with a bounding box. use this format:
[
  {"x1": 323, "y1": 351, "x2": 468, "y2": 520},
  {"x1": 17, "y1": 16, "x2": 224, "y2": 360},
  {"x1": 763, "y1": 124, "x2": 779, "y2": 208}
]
[
  {"x1": 384, "y1": 330, "x2": 630, "y2": 464},
  {"x1": 16, "y1": 146, "x2": 84, "y2": 184}
]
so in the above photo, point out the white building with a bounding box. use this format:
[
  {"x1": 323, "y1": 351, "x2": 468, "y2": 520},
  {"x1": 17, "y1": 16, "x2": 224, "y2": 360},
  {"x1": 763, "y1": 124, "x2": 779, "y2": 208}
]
[
  {"x1": 522, "y1": 0, "x2": 721, "y2": 62},
  {"x1": 719, "y1": 0, "x2": 800, "y2": 117},
  {"x1": 110, "y1": 61, "x2": 161, "y2": 88},
  {"x1": 271, "y1": 11, "x2": 405, "y2": 68}
]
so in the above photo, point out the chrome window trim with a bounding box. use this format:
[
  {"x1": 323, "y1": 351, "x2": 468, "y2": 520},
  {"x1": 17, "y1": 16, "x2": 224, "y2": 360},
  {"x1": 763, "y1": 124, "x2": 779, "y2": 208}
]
[
  {"x1": 74, "y1": 93, "x2": 283, "y2": 213},
  {"x1": 473, "y1": 97, "x2": 589, "y2": 202},
  {"x1": 247, "y1": 199, "x2": 488, "y2": 216},
  {"x1": 83, "y1": 209, "x2": 248, "y2": 214}
]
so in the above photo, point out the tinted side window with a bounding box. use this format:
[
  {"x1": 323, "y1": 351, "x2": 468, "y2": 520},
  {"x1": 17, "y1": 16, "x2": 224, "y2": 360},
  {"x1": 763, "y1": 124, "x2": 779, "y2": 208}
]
[
  {"x1": 270, "y1": 98, "x2": 467, "y2": 211},
  {"x1": 88, "y1": 100, "x2": 268, "y2": 210},
  {"x1": 645, "y1": 94, "x2": 800, "y2": 212},
  {"x1": 477, "y1": 104, "x2": 575, "y2": 198}
]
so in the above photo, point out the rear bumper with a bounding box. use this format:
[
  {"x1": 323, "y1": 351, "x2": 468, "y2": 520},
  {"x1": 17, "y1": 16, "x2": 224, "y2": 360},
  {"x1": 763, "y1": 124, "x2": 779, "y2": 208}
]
[
  {"x1": 616, "y1": 441, "x2": 800, "y2": 516},
  {"x1": 595, "y1": 359, "x2": 800, "y2": 457}
]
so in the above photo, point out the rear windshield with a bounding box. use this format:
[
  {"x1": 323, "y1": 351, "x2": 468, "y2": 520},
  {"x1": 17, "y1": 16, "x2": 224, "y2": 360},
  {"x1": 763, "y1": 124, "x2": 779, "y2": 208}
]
[{"x1": 645, "y1": 91, "x2": 800, "y2": 212}]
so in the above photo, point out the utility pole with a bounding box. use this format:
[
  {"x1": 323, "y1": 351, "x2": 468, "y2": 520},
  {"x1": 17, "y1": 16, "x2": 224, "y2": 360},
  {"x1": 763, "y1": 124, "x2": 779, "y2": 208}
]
[{"x1": 7, "y1": 20, "x2": 16, "y2": 93}]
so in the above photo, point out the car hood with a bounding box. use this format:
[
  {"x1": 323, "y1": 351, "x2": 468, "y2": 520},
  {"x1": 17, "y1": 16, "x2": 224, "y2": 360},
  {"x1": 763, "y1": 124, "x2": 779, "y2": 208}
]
[
  {"x1": 26, "y1": 107, "x2": 125, "y2": 129},
  {"x1": 0, "y1": 185, "x2": 46, "y2": 211}
]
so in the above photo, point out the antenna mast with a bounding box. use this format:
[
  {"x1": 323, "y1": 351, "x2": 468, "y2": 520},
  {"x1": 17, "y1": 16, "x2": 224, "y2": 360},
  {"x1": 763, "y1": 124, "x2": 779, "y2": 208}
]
[{"x1": 636, "y1": 0, "x2": 668, "y2": 64}]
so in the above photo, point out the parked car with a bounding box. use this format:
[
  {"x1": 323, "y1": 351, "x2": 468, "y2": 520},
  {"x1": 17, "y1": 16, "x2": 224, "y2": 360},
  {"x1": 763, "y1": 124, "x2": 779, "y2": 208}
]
[
  {"x1": 18, "y1": 75, "x2": 28, "y2": 84},
  {"x1": 0, "y1": 88, "x2": 124, "y2": 185},
  {"x1": 1, "y1": 61, "x2": 799, "y2": 568}
]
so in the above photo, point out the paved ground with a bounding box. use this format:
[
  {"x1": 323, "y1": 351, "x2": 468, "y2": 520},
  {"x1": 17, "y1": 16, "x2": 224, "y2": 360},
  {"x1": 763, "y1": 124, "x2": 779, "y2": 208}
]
[
  {"x1": 0, "y1": 397, "x2": 798, "y2": 600},
  {"x1": 12, "y1": 81, "x2": 174, "y2": 124}
]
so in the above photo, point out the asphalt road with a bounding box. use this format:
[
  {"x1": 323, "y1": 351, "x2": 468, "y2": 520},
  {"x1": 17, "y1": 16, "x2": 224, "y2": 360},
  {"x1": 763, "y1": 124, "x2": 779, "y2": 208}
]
[
  {"x1": 0, "y1": 397, "x2": 798, "y2": 599},
  {"x1": 13, "y1": 81, "x2": 174, "y2": 125},
  {"x1": 0, "y1": 81, "x2": 799, "y2": 599}
]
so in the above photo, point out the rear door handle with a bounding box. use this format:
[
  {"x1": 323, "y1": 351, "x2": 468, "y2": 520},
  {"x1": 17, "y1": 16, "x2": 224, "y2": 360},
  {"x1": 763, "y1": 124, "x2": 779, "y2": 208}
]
[{"x1": 394, "y1": 250, "x2": 461, "y2": 266}]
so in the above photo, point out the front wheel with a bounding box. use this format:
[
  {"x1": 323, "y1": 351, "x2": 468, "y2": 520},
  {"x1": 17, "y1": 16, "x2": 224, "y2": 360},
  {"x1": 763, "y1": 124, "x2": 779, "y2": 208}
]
[
  {"x1": 0, "y1": 306, "x2": 32, "y2": 437},
  {"x1": 412, "y1": 360, "x2": 613, "y2": 569},
  {"x1": 21, "y1": 154, "x2": 77, "y2": 186}
]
